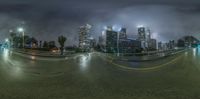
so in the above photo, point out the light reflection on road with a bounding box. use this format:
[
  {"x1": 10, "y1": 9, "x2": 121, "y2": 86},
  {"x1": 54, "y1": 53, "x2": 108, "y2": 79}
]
[
  {"x1": 79, "y1": 53, "x2": 91, "y2": 71},
  {"x1": 1, "y1": 48, "x2": 23, "y2": 78},
  {"x1": 193, "y1": 48, "x2": 196, "y2": 57},
  {"x1": 31, "y1": 56, "x2": 36, "y2": 60},
  {"x1": 198, "y1": 47, "x2": 200, "y2": 56},
  {"x1": 184, "y1": 51, "x2": 188, "y2": 56},
  {"x1": 10, "y1": 66, "x2": 23, "y2": 78},
  {"x1": 3, "y1": 48, "x2": 9, "y2": 61}
]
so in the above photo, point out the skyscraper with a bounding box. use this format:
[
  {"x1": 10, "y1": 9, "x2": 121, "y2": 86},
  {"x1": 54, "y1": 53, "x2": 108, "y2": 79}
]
[
  {"x1": 105, "y1": 26, "x2": 118, "y2": 53},
  {"x1": 138, "y1": 27, "x2": 146, "y2": 41},
  {"x1": 138, "y1": 26, "x2": 148, "y2": 49},
  {"x1": 119, "y1": 28, "x2": 127, "y2": 39},
  {"x1": 169, "y1": 40, "x2": 175, "y2": 49},
  {"x1": 146, "y1": 28, "x2": 151, "y2": 41},
  {"x1": 158, "y1": 42, "x2": 163, "y2": 50},
  {"x1": 79, "y1": 24, "x2": 92, "y2": 51},
  {"x1": 148, "y1": 39, "x2": 157, "y2": 50}
]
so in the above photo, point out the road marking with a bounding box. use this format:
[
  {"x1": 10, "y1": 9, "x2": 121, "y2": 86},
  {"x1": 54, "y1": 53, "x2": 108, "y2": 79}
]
[{"x1": 96, "y1": 52, "x2": 183, "y2": 71}]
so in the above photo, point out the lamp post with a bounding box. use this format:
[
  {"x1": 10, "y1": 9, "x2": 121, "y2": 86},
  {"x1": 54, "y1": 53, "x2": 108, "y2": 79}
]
[
  {"x1": 117, "y1": 31, "x2": 120, "y2": 57},
  {"x1": 18, "y1": 27, "x2": 25, "y2": 48}
]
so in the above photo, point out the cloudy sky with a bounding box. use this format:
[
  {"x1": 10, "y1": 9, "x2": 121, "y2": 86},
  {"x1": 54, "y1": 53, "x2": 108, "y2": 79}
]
[{"x1": 0, "y1": 0, "x2": 200, "y2": 45}]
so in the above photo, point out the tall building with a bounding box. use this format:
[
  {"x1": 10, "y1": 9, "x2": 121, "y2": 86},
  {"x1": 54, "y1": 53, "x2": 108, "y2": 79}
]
[
  {"x1": 99, "y1": 26, "x2": 119, "y2": 53},
  {"x1": 146, "y1": 28, "x2": 154, "y2": 50},
  {"x1": 158, "y1": 42, "x2": 163, "y2": 50},
  {"x1": 138, "y1": 26, "x2": 148, "y2": 49},
  {"x1": 148, "y1": 39, "x2": 157, "y2": 50},
  {"x1": 88, "y1": 38, "x2": 96, "y2": 48},
  {"x1": 146, "y1": 28, "x2": 151, "y2": 41},
  {"x1": 98, "y1": 36, "x2": 104, "y2": 46},
  {"x1": 169, "y1": 40, "x2": 175, "y2": 49},
  {"x1": 105, "y1": 27, "x2": 118, "y2": 53},
  {"x1": 119, "y1": 28, "x2": 127, "y2": 39},
  {"x1": 100, "y1": 26, "x2": 147, "y2": 53},
  {"x1": 79, "y1": 24, "x2": 92, "y2": 50},
  {"x1": 119, "y1": 39, "x2": 141, "y2": 53},
  {"x1": 138, "y1": 27, "x2": 146, "y2": 41},
  {"x1": 165, "y1": 43, "x2": 170, "y2": 50}
]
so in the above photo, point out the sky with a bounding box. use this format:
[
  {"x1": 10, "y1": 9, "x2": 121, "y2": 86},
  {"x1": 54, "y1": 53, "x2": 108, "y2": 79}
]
[{"x1": 0, "y1": 0, "x2": 200, "y2": 45}]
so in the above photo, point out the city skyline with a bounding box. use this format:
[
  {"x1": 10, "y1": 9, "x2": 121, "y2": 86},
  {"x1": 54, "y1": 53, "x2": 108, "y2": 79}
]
[
  {"x1": 1, "y1": 0, "x2": 200, "y2": 44},
  {"x1": 1, "y1": 24, "x2": 195, "y2": 46}
]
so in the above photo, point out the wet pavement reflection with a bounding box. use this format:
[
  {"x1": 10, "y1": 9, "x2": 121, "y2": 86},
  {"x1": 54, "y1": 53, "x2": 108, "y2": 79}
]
[{"x1": 0, "y1": 49, "x2": 200, "y2": 99}]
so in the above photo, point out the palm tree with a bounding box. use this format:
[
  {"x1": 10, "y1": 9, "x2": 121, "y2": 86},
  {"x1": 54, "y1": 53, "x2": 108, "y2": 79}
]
[{"x1": 58, "y1": 35, "x2": 67, "y2": 55}]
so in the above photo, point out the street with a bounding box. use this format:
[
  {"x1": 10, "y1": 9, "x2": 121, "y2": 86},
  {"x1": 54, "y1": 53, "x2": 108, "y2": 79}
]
[{"x1": 0, "y1": 48, "x2": 200, "y2": 99}]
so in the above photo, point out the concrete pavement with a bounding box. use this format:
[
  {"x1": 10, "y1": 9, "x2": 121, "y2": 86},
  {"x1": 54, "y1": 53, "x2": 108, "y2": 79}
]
[{"x1": 0, "y1": 48, "x2": 200, "y2": 99}]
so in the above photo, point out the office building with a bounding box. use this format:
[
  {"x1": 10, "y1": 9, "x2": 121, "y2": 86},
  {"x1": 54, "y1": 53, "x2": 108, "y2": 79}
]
[
  {"x1": 79, "y1": 24, "x2": 92, "y2": 51},
  {"x1": 119, "y1": 28, "x2": 127, "y2": 39},
  {"x1": 105, "y1": 27, "x2": 118, "y2": 53},
  {"x1": 138, "y1": 27, "x2": 146, "y2": 41},
  {"x1": 119, "y1": 39, "x2": 141, "y2": 53},
  {"x1": 169, "y1": 40, "x2": 175, "y2": 49},
  {"x1": 148, "y1": 39, "x2": 157, "y2": 50}
]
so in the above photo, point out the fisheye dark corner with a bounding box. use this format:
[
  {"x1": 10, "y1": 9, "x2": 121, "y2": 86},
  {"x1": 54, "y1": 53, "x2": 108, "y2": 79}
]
[{"x1": 0, "y1": 0, "x2": 200, "y2": 99}]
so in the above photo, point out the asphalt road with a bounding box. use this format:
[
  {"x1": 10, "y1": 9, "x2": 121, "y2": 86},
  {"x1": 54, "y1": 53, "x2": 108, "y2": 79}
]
[{"x1": 0, "y1": 48, "x2": 200, "y2": 99}]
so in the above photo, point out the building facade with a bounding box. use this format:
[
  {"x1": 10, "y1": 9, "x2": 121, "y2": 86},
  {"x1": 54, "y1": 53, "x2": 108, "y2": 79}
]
[
  {"x1": 79, "y1": 24, "x2": 92, "y2": 51},
  {"x1": 119, "y1": 28, "x2": 127, "y2": 39},
  {"x1": 148, "y1": 39, "x2": 157, "y2": 50},
  {"x1": 138, "y1": 27, "x2": 146, "y2": 41},
  {"x1": 138, "y1": 26, "x2": 148, "y2": 49},
  {"x1": 119, "y1": 39, "x2": 141, "y2": 53},
  {"x1": 105, "y1": 29, "x2": 118, "y2": 53}
]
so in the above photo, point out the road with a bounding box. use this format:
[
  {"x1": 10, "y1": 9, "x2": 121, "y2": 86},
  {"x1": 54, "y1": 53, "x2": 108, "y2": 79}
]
[{"x1": 0, "y1": 48, "x2": 200, "y2": 99}]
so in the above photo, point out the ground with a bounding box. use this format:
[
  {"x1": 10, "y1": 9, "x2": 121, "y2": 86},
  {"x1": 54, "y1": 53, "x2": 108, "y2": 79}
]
[{"x1": 0, "y1": 48, "x2": 200, "y2": 99}]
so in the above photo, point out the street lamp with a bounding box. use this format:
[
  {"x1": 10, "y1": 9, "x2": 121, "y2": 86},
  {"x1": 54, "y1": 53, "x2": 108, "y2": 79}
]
[
  {"x1": 5, "y1": 38, "x2": 9, "y2": 42},
  {"x1": 116, "y1": 26, "x2": 121, "y2": 57},
  {"x1": 17, "y1": 27, "x2": 25, "y2": 48},
  {"x1": 18, "y1": 27, "x2": 24, "y2": 32}
]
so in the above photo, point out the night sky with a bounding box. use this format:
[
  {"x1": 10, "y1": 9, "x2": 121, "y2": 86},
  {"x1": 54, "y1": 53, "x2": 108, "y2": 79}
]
[{"x1": 0, "y1": 0, "x2": 200, "y2": 45}]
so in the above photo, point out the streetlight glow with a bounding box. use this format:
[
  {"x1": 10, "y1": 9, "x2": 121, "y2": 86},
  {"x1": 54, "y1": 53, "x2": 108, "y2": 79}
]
[
  {"x1": 137, "y1": 25, "x2": 144, "y2": 28},
  {"x1": 17, "y1": 27, "x2": 25, "y2": 48},
  {"x1": 18, "y1": 27, "x2": 24, "y2": 32},
  {"x1": 5, "y1": 38, "x2": 9, "y2": 42}
]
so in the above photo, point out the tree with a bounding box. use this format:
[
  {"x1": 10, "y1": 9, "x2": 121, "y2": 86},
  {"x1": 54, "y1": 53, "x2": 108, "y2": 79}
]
[
  {"x1": 48, "y1": 41, "x2": 56, "y2": 49},
  {"x1": 26, "y1": 37, "x2": 38, "y2": 48},
  {"x1": 30, "y1": 37, "x2": 38, "y2": 48},
  {"x1": 24, "y1": 35, "x2": 30, "y2": 47},
  {"x1": 16, "y1": 36, "x2": 23, "y2": 48},
  {"x1": 43, "y1": 41, "x2": 49, "y2": 48},
  {"x1": 10, "y1": 33, "x2": 17, "y2": 47},
  {"x1": 58, "y1": 35, "x2": 67, "y2": 55},
  {"x1": 39, "y1": 41, "x2": 42, "y2": 48}
]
